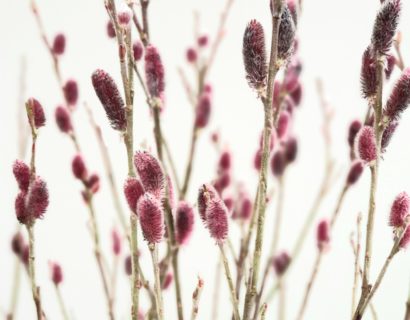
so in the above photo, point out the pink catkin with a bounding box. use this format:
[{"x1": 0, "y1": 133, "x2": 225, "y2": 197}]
[
  {"x1": 13, "y1": 160, "x2": 30, "y2": 192},
  {"x1": 243, "y1": 20, "x2": 267, "y2": 90},
  {"x1": 348, "y1": 120, "x2": 362, "y2": 148},
  {"x1": 92, "y1": 69, "x2": 126, "y2": 131},
  {"x1": 55, "y1": 106, "x2": 73, "y2": 133},
  {"x1": 360, "y1": 47, "x2": 378, "y2": 99},
  {"x1": 86, "y1": 173, "x2": 100, "y2": 194},
  {"x1": 384, "y1": 68, "x2": 410, "y2": 121},
  {"x1": 271, "y1": 150, "x2": 286, "y2": 177},
  {"x1": 133, "y1": 41, "x2": 144, "y2": 61},
  {"x1": 198, "y1": 35, "x2": 208, "y2": 47},
  {"x1": 195, "y1": 93, "x2": 212, "y2": 128},
  {"x1": 107, "y1": 21, "x2": 116, "y2": 38},
  {"x1": 134, "y1": 151, "x2": 164, "y2": 198},
  {"x1": 273, "y1": 251, "x2": 291, "y2": 275},
  {"x1": 186, "y1": 48, "x2": 197, "y2": 63},
  {"x1": 145, "y1": 45, "x2": 165, "y2": 98},
  {"x1": 124, "y1": 255, "x2": 132, "y2": 276},
  {"x1": 381, "y1": 120, "x2": 398, "y2": 153},
  {"x1": 389, "y1": 192, "x2": 410, "y2": 227},
  {"x1": 347, "y1": 160, "x2": 364, "y2": 185},
  {"x1": 355, "y1": 126, "x2": 377, "y2": 163},
  {"x1": 124, "y1": 177, "x2": 144, "y2": 214},
  {"x1": 218, "y1": 151, "x2": 231, "y2": 171},
  {"x1": 72, "y1": 154, "x2": 88, "y2": 181},
  {"x1": 28, "y1": 98, "x2": 46, "y2": 128},
  {"x1": 138, "y1": 193, "x2": 164, "y2": 244},
  {"x1": 11, "y1": 232, "x2": 25, "y2": 256},
  {"x1": 52, "y1": 33, "x2": 66, "y2": 55},
  {"x1": 317, "y1": 219, "x2": 330, "y2": 251},
  {"x1": 284, "y1": 137, "x2": 298, "y2": 163},
  {"x1": 205, "y1": 196, "x2": 229, "y2": 244},
  {"x1": 112, "y1": 228, "x2": 122, "y2": 256},
  {"x1": 400, "y1": 227, "x2": 410, "y2": 248},
  {"x1": 162, "y1": 273, "x2": 173, "y2": 290},
  {"x1": 175, "y1": 201, "x2": 195, "y2": 245},
  {"x1": 51, "y1": 263, "x2": 63, "y2": 286},
  {"x1": 197, "y1": 184, "x2": 218, "y2": 225},
  {"x1": 63, "y1": 79, "x2": 79, "y2": 106},
  {"x1": 277, "y1": 5, "x2": 296, "y2": 61},
  {"x1": 277, "y1": 111, "x2": 290, "y2": 139}
]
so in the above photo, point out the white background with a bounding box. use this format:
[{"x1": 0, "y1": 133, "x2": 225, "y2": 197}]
[{"x1": 1, "y1": 0, "x2": 410, "y2": 319}]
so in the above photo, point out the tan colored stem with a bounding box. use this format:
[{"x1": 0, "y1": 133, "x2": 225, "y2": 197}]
[
  {"x1": 190, "y1": 277, "x2": 204, "y2": 320},
  {"x1": 149, "y1": 244, "x2": 164, "y2": 320},
  {"x1": 211, "y1": 256, "x2": 222, "y2": 320},
  {"x1": 27, "y1": 225, "x2": 43, "y2": 320},
  {"x1": 55, "y1": 285, "x2": 69, "y2": 320}
]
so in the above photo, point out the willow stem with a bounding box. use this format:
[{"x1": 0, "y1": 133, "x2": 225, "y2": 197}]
[
  {"x1": 149, "y1": 244, "x2": 164, "y2": 320},
  {"x1": 27, "y1": 225, "x2": 43, "y2": 320},
  {"x1": 55, "y1": 285, "x2": 69, "y2": 320},
  {"x1": 190, "y1": 277, "x2": 204, "y2": 320}
]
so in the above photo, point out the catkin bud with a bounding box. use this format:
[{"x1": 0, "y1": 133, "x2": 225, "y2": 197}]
[
  {"x1": 92, "y1": 69, "x2": 126, "y2": 131},
  {"x1": 348, "y1": 120, "x2": 362, "y2": 148},
  {"x1": 86, "y1": 173, "x2": 100, "y2": 194},
  {"x1": 197, "y1": 184, "x2": 218, "y2": 224},
  {"x1": 271, "y1": 150, "x2": 286, "y2": 177},
  {"x1": 205, "y1": 196, "x2": 229, "y2": 243},
  {"x1": 124, "y1": 177, "x2": 144, "y2": 214},
  {"x1": 162, "y1": 273, "x2": 173, "y2": 290},
  {"x1": 63, "y1": 79, "x2": 79, "y2": 106},
  {"x1": 27, "y1": 98, "x2": 46, "y2": 128},
  {"x1": 133, "y1": 41, "x2": 144, "y2": 61},
  {"x1": 317, "y1": 219, "x2": 330, "y2": 251},
  {"x1": 55, "y1": 106, "x2": 73, "y2": 133},
  {"x1": 13, "y1": 160, "x2": 30, "y2": 192},
  {"x1": 51, "y1": 262, "x2": 63, "y2": 286},
  {"x1": 198, "y1": 35, "x2": 208, "y2": 47},
  {"x1": 11, "y1": 232, "x2": 25, "y2": 256},
  {"x1": 384, "y1": 68, "x2": 410, "y2": 121},
  {"x1": 399, "y1": 227, "x2": 410, "y2": 248},
  {"x1": 273, "y1": 251, "x2": 291, "y2": 275},
  {"x1": 277, "y1": 5, "x2": 296, "y2": 61},
  {"x1": 284, "y1": 137, "x2": 297, "y2": 163},
  {"x1": 186, "y1": 48, "x2": 197, "y2": 63},
  {"x1": 195, "y1": 93, "x2": 212, "y2": 128},
  {"x1": 138, "y1": 193, "x2": 165, "y2": 244},
  {"x1": 107, "y1": 21, "x2": 116, "y2": 38},
  {"x1": 72, "y1": 154, "x2": 88, "y2": 181},
  {"x1": 52, "y1": 33, "x2": 66, "y2": 55},
  {"x1": 112, "y1": 228, "x2": 122, "y2": 256},
  {"x1": 134, "y1": 151, "x2": 164, "y2": 198},
  {"x1": 219, "y1": 151, "x2": 232, "y2": 172},
  {"x1": 361, "y1": 47, "x2": 378, "y2": 99},
  {"x1": 125, "y1": 255, "x2": 132, "y2": 276},
  {"x1": 371, "y1": 0, "x2": 401, "y2": 55},
  {"x1": 355, "y1": 126, "x2": 377, "y2": 163},
  {"x1": 277, "y1": 111, "x2": 290, "y2": 139},
  {"x1": 175, "y1": 201, "x2": 195, "y2": 245},
  {"x1": 385, "y1": 54, "x2": 396, "y2": 79},
  {"x1": 389, "y1": 192, "x2": 409, "y2": 227},
  {"x1": 347, "y1": 160, "x2": 364, "y2": 185},
  {"x1": 243, "y1": 20, "x2": 267, "y2": 90},
  {"x1": 381, "y1": 120, "x2": 398, "y2": 152},
  {"x1": 145, "y1": 45, "x2": 165, "y2": 98}
]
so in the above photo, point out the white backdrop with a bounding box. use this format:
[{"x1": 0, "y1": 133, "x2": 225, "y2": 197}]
[{"x1": 1, "y1": 0, "x2": 410, "y2": 319}]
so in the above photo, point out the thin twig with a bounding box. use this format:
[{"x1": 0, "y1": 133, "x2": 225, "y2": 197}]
[
  {"x1": 55, "y1": 285, "x2": 70, "y2": 320},
  {"x1": 190, "y1": 277, "x2": 204, "y2": 320},
  {"x1": 27, "y1": 226, "x2": 43, "y2": 320},
  {"x1": 211, "y1": 256, "x2": 222, "y2": 320},
  {"x1": 149, "y1": 244, "x2": 164, "y2": 320},
  {"x1": 352, "y1": 214, "x2": 362, "y2": 318}
]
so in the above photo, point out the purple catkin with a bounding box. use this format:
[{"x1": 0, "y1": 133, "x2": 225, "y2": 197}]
[
  {"x1": 271, "y1": 150, "x2": 286, "y2": 177},
  {"x1": 124, "y1": 177, "x2": 144, "y2": 214},
  {"x1": 290, "y1": 82, "x2": 302, "y2": 106},
  {"x1": 175, "y1": 201, "x2": 195, "y2": 245},
  {"x1": 348, "y1": 120, "x2": 362, "y2": 148},
  {"x1": 125, "y1": 255, "x2": 132, "y2": 276},
  {"x1": 215, "y1": 172, "x2": 231, "y2": 193},
  {"x1": 224, "y1": 196, "x2": 234, "y2": 212},
  {"x1": 219, "y1": 151, "x2": 232, "y2": 171},
  {"x1": 138, "y1": 193, "x2": 165, "y2": 244},
  {"x1": 361, "y1": 47, "x2": 378, "y2": 99},
  {"x1": 385, "y1": 54, "x2": 396, "y2": 79},
  {"x1": 317, "y1": 219, "x2": 330, "y2": 251},
  {"x1": 51, "y1": 263, "x2": 63, "y2": 286},
  {"x1": 355, "y1": 126, "x2": 377, "y2": 163},
  {"x1": 371, "y1": 0, "x2": 401, "y2": 55},
  {"x1": 243, "y1": 20, "x2": 267, "y2": 90},
  {"x1": 134, "y1": 151, "x2": 164, "y2": 198},
  {"x1": 197, "y1": 184, "x2": 218, "y2": 224},
  {"x1": 384, "y1": 68, "x2": 410, "y2": 121},
  {"x1": 277, "y1": 5, "x2": 296, "y2": 61},
  {"x1": 346, "y1": 160, "x2": 364, "y2": 185},
  {"x1": 186, "y1": 48, "x2": 198, "y2": 63},
  {"x1": 52, "y1": 33, "x2": 66, "y2": 55},
  {"x1": 198, "y1": 35, "x2": 208, "y2": 47},
  {"x1": 381, "y1": 120, "x2": 399, "y2": 152},
  {"x1": 205, "y1": 197, "x2": 229, "y2": 243},
  {"x1": 162, "y1": 273, "x2": 173, "y2": 290},
  {"x1": 112, "y1": 228, "x2": 122, "y2": 256},
  {"x1": 239, "y1": 196, "x2": 252, "y2": 220},
  {"x1": 72, "y1": 154, "x2": 88, "y2": 181},
  {"x1": 254, "y1": 149, "x2": 262, "y2": 171},
  {"x1": 13, "y1": 160, "x2": 30, "y2": 192},
  {"x1": 273, "y1": 251, "x2": 291, "y2": 275},
  {"x1": 284, "y1": 67, "x2": 300, "y2": 94},
  {"x1": 63, "y1": 79, "x2": 79, "y2": 106},
  {"x1": 277, "y1": 111, "x2": 290, "y2": 139},
  {"x1": 11, "y1": 232, "x2": 25, "y2": 256},
  {"x1": 107, "y1": 21, "x2": 116, "y2": 38},
  {"x1": 400, "y1": 227, "x2": 410, "y2": 248},
  {"x1": 92, "y1": 69, "x2": 126, "y2": 131},
  {"x1": 118, "y1": 11, "x2": 131, "y2": 26},
  {"x1": 389, "y1": 192, "x2": 410, "y2": 227},
  {"x1": 55, "y1": 106, "x2": 73, "y2": 133},
  {"x1": 133, "y1": 41, "x2": 144, "y2": 61},
  {"x1": 86, "y1": 173, "x2": 100, "y2": 194},
  {"x1": 28, "y1": 98, "x2": 46, "y2": 128},
  {"x1": 195, "y1": 93, "x2": 211, "y2": 128},
  {"x1": 284, "y1": 137, "x2": 297, "y2": 163},
  {"x1": 145, "y1": 45, "x2": 165, "y2": 98}
]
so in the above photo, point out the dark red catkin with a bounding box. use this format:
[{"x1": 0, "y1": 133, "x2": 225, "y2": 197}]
[
  {"x1": 399, "y1": 227, "x2": 410, "y2": 249},
  {"x1": 243, "y1": 20, "x2": 267, "y2": 90},
  {"x1": 385, "y1": 54, "x2": 396, "y2": 79},
  {"x1": 271, "y1": 150, "x2": 286, "y2": 177},
  {"x1": 52, "y1": 33, "x2": 66, "y2": 55},
  {"x1": 91, "y1": 69, "x2": 126, "y2": 131},
  {"x1": 13, "y1": 160, "x2": 30, "y2": 192},
  {"x1": 316, "y1": 219, "x2": 330, "y2": 251},
  {"x1": 384, "y1": 68, "x2": 410, "y2": 121},
  {"x1": 162, "y1": 273, "x2": 173, "y2": 290},
  {"x1": 186, "y1": 48, "x2": 198, "y2": 63},
  {"x1": 112, "y1": 228, "x2": 122, "y2": 256},
  {"x1": 198, "y1": 35, "x2": 208, "y2": 47},
  {"x1": 72, "y1": 154, "x2": 88, "y2": 181},
  {"x1": 107, "y1": 21, "x2": 116, "y2": 38},
  {"x1": 197, "y1": 184, "x2": 218, "y2": 224},
  {"x1": 195, "y1": 93, "x2": 212, "y2": 128},
  {"x1": 175, "y1": 201, "x2": 195, "y2": 245},
  {"x1": 138, "y1": 193, "x2": 165, "y2": 244},
  {"x1": 284, "y1": 137, "x2": 297, "y2": 164},
  {"x1": 125, "y1": 255, "x2": 132, "y2": 276},
  {"x1": 273, "y1": 251, "x2": 291, "y2": 275},
  {"x1": 381, "y1": 120, "x2": 398, "y2": 152},
  {"x1": 55, "y1": 106, "x2": 73, "y2": 133},
  {"x1": 218, "y1": 151, "x2": 232, "y2": 172},
  {"x1": 85, "y1": 173, "x2": 100, "y2": 194},
  {"x1": 133, "y1": 41, "x2": 144, "y2": 61},
  {"x1": 205, "y1": 196, "x2": 229, "y2": 243},
  {"x1": 51, "y1": 262, "x2": 63, "y2": 286},
  {"x1": 145, "y1": 45, "x2": 165, "y2": 98},
  {"x1": 389, "y1": 192, "x2": 409, "y2": 227},
  {"x1": 371, "y1": 0, "x2": 401, "y2": 55},
  {"x1": 27, "y1": 98, "x2": 46, "y2": 128},
  {"x1": 134, "y1": 151, "x2": 164, "y2": 198},
  {"x1": 348, "y1": 120, "x2": 362, "y2": 148},
  {"x1": 63, "y1": 79, "x2": 79, "y2": 106},
  {"x1": 355, "y1": 126, "x2": 377, "y2": 163},
  {"x1": 277, "y1": 5, "x2": 296, "y2": 61},
  {"x1": 11, "y1": 232, "x2": 25, "y2": 256},
  {"x1": 124, "y1": 177, "x2": 144, "y2": 214},
  {"x1": 346, "y1": 160, "x2": 364, "y2": 186},
  {"x1": 360, "y1": 47, "x2": 378, "y2": 99}
]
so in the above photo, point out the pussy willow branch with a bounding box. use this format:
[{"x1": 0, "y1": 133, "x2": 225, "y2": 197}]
[
  {"x1": 253, "y1": 176, "x2": 285, "y2": 320},
  {"x1": 243, "y1": 2, "x2": 287, "y2": 318},
  {"x1": 149, "y1": 244, "x2": 164, "y2": 320},
  {"x1": 55, "y1": 285, "x2": 69, "y2": 320},
  {"x1": 191, "y1": 277, "x2": 204, "y2": 320},
  {"x1": 211, "y1": 256, "x2": 222, "y2": 320},
  {"x1": 352, "y1": 214, "x2": 362, "y2": 318},
  {"x1": 355, "y1": 218, "x2": 410, "y2": 319},
  {"x1": 219, "y1": 244, "x2": 240, "y2": 320},
  {"x1": 354, "y1": 55, "x2": 385, "y2": 320},
  {"x1": 105, "y1": 2, "x2": 140, "y2": 319}
]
